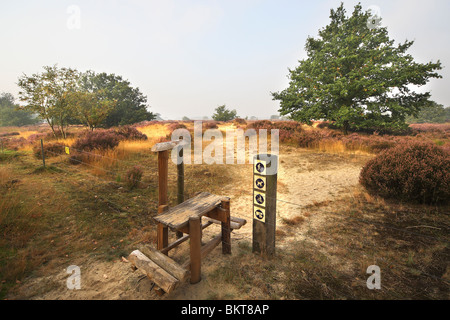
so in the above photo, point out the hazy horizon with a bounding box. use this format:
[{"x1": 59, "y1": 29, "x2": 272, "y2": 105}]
[{"x1": 1, "y1": 0, "x2": 449, "y2": 120}]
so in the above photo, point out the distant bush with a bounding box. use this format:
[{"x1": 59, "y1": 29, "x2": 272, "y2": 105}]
[
  {"x1": 72, "y1": 130, "x2": 120, "y2": 152},
  {"x1": 203, "y1": 121, "x2": 219, "y2": 130},
  {"x1": 114, "y1": 126, "x2": 148, "y2": 141},
  {"x1": 125, "y1": 165, "x2": 143, "y2": 190},
  {"x1": 167, "y1": 123, "x2": 187, "y2": 133},
  {"x1": 360, "y1": 142, "x2": 450, "y2": 204},
  {"x1": 33, "y1": 141, "x2": 65, "y2": 159},
  {"x1": 233, "y1": 118, "x2": 247, "y2": 125},
  {"x1": 0, "y1": 132, "x2": 20, "y2": 137}
]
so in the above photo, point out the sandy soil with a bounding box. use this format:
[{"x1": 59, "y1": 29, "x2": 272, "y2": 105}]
[{"x1": 9, "y1": 148, "x2": 371, "y2": 300}]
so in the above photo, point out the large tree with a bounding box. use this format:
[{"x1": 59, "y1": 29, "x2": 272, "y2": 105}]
[
  {"x1": 0, "y1": 92, "x2": 39, "y2": 127},
  {"x1": 80, "y1": 71, "x2": 155, "y2": 127},
  {"x1": 272, "y1": 3, "x2": 442, "y2": 134},
  {"x1": 17, "y1": 65, "x2": 79, "y2": 138}
]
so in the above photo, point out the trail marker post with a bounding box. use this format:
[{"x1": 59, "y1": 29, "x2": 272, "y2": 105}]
[
  {"x1": 40, "y1": 139, "x2": 46, "y2": 168},
  {"x1": 252, "y1": 154, "x2": 278, "y2": 256}
]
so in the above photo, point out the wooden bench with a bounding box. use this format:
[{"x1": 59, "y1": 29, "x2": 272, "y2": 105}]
[{"x1": 128, "y1": 192, "x2": 246, "y2": 293}]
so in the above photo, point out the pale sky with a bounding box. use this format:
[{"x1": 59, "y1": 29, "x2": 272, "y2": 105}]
[{"x1": 1, "y1": 0, "x2": 449, "y2": 120}]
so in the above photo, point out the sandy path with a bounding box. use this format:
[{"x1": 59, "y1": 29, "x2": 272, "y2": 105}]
[{"x1": 10, "y1": 148, "x2": 369, "y2": 300}]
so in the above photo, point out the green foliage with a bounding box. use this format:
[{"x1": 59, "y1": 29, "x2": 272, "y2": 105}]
[
  {"x1": 272, "y1": 3, "x2": 442, "y2": 134},
  {"x1": 212, "y1": 105, "x2": 237, "y2": 121},
  {"x1": 80, "y1": 71, "x2": 155, "y2": 128},
  {"x1": 17, "y1": 65, "x2": 79, "y2": 138},
  {"x1": 0, "y1": 93, "x2": 39, "y2": 127},
  {"x1": 406, "y1": 101, "x2": 450, "y2": 124}
]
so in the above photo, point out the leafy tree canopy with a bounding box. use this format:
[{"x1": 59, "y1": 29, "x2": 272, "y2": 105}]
[
  {"x1": 80, "y1": 71, "x2": 155, "y2": 128},
  {"x1": 272, "y1": 3, "x2": 442, "y2": 134}
]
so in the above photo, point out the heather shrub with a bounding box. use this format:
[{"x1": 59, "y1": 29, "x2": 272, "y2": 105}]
[
  {"x1": 68, "y1": 152, "x2": 84, "y2": 165},
  {"x1": 3, "y1": 137, "x2": 27, "y2": 151},
  {"x1": 33, "y1": 141, "x2": 66, "y2": 159},
  {"x1": 167, "y1": 123, "x2": 187, "y2": 133},
  {"x1": 233, "y1": 118, "x2": 247, "y2": 125},
  {"x1": 125, "y1": 165, "x2": 143, "y2": 190},
  {"x1": 0, "y1": 132, "x2": 20, "y2": 137},
  {"x1": 114, "y1": 126, "x2": 148, "y2": 141},
  {"x1": 72, "y1": 130, "x2": 120, "y2": 151},
  {"x1": 360, "y1": 142, "x2": 450, "y2": 204},
  {"x1": 203, "y1": 121, "x2": 218, "y2": 130},
  {"x1": 248, "y1": 120, "x2": 273, "y2": 131}
]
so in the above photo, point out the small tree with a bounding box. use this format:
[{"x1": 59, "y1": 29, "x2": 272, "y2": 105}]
[
  {"x1": 17, "y1": 65, "x2": 79, "y2": 138},
  {"x1": 212, "y1": 105, "x2": 237, "y2": 121}
]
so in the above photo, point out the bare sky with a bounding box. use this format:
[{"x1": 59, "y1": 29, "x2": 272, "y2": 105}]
[{"x1": 1, "y1": 0, "x2": 448, "y2": 120}]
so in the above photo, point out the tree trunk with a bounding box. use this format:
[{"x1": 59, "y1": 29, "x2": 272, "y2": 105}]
[{"x1": 343, "y1": 120, "x2": 350, "y2": 135}]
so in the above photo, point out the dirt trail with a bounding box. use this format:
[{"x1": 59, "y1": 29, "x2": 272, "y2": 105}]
[{"x1": 10, "y1": 148, "x2": 370, "y2": 300}]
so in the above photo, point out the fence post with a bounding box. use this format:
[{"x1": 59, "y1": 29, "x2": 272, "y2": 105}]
[
  {"x1": 40, "y1": 139, "x2": 46, "y2": 168},
  {"x1": 176, "y1": 146, "x2": 185, "y2": 239},
  {"x1": 189, "y1": 216, "x2": 202, "y2": 284},
  {"x1": 252, "y1": 154, "x2": 278, "y2": 257}
]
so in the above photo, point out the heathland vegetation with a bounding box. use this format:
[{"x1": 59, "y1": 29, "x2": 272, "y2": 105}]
[{"x1": 0, "y1": 3, "x2": 448, "y2": 300}]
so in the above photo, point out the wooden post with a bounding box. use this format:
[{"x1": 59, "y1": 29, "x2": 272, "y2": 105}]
[
  {"x1": 40, "y1": 139, "x2": 46, "y2": 168},
  {"x1": 158, "y1": 150, "x2": 169, "y2": 207},
  {"x1": 252, "y1": 154, "x2": 278, "y2": 256},
  {"x1": 221, "y1": 198, "x2": 231, "y2": 255},
  {"x1": 189, "y1": 216, "x2": 201, "y2": 284},
  {"x1": 157, "y1": 205, "x2": 169, "y2": 252},
  {"x1": 176, "y1": 146, "x2": 184, "y2": 239}
]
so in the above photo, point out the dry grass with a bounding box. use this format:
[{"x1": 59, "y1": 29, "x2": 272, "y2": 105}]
[{"x1": 1, "y1": 121, "x2": 448, "y2": 300}]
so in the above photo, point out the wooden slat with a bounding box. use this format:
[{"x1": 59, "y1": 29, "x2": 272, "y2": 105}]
[
  {"x1": 128, "y1": 250, "x2": 179, "y2": 293},
  {"x1": 203, "y1": 217, "x2": 246, "y2": 230},
  {"x1": 160, "y1": 220, "x2": 214, "y2": 254},
  {"x1": 137, "y1": 245, "x2": 189, "y2": 282},
  {"x1": 153, "y1": 192, "x2": 224, "y2": 230},
  {"x1": 151, "y1": 140, "x2": 188, "y2": 152}
]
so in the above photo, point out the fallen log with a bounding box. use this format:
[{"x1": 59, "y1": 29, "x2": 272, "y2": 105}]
[{"x1": 128, "y1": 250, "x2": 179, "y2": 293}]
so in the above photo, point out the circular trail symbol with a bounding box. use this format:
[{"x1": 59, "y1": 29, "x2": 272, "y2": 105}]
[
  {"x1": 256, "y1": 162, "x2": 265, "y2": 173},
  {"x1": 255, "y1": 209, "x2": 264, "y2": 220},
  {"x1": 255, "y1": 194, "x2": 264, "y2": 204},
  {"x1": 255, "y1": 178, "x2": 265, "y2": 189}
]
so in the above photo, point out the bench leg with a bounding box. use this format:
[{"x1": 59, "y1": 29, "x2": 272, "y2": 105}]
[
  {"x1": 221, "y1": 198, "x2": 231, "y2": 255},
  {"x1": 157, "y1": 223, "x2": 169, "y2": 253},
  {"x1": 189, "y1": 216, "x2": 202, "y2": 284}
]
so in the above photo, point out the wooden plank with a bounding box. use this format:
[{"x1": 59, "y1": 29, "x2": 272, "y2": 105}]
[
  {"x1": 151, "y1": 140, "x2": 188, "y2": 152},
  {"x1": 128, "y1": 250, "x2": 179, "y2": 293},
  {"x1": 231, "y1": 216, "x2": 247, "y2": 227},
  {"x1": 160, "y1": 220, "x2": 214, "y2": 254},
  {"x1": 203, "y1": 217, "x2": 245, "y2": 230},
  {"x1": 153, "y1": 192, "x2": 223, "y2": 229},
  {"x1": 137, "y1": 245, "x2": 189, "y2": 282}
]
